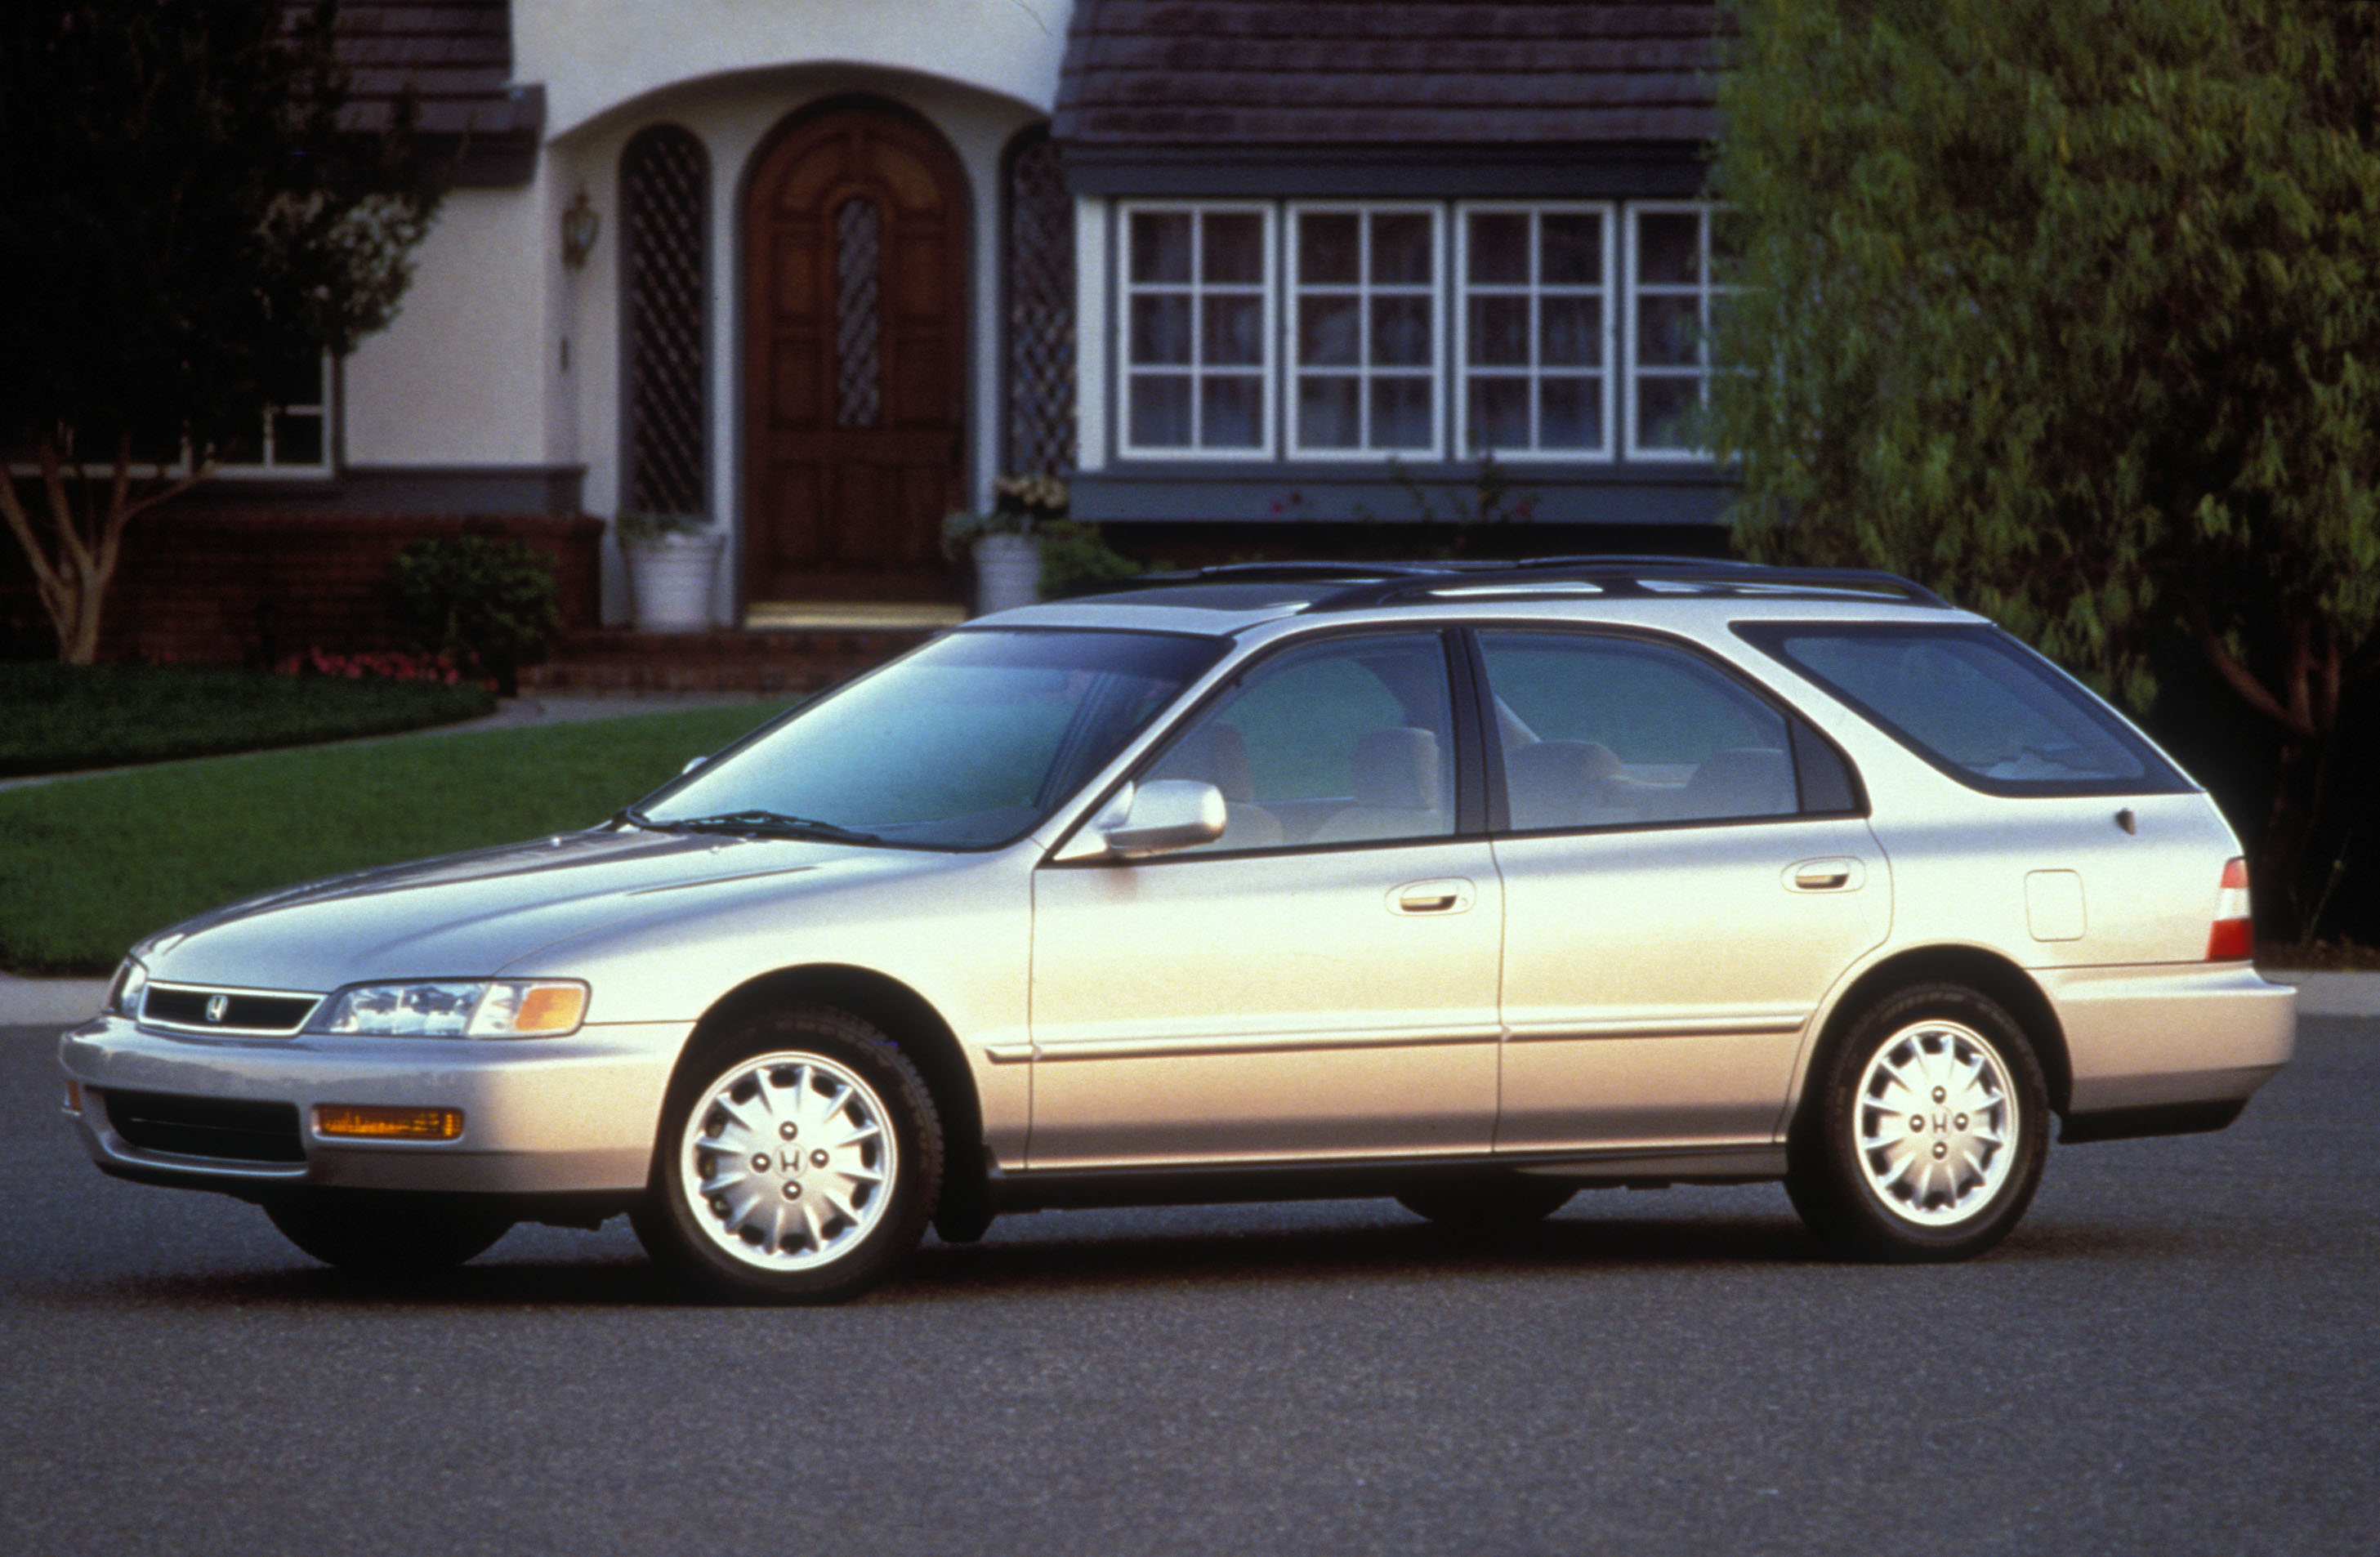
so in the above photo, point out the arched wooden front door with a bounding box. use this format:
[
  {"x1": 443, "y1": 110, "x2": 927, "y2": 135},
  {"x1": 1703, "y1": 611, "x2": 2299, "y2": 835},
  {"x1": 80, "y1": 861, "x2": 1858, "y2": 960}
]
[{"x1": 743, "y1": 105, "x2": 967, "y2": 601}]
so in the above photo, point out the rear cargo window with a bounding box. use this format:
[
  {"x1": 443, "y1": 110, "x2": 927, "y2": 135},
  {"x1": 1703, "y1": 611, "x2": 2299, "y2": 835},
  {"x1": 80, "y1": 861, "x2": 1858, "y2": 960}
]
[{"x1": 1735, "y1": 623, "x2": 2190, "y2": 796}]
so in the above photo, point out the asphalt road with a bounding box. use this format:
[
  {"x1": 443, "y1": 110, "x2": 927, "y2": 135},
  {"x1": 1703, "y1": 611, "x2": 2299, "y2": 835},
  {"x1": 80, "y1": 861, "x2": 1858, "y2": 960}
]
[{"x1": 4, "y1": 1023, "x2": 2373, "y2": 1557}]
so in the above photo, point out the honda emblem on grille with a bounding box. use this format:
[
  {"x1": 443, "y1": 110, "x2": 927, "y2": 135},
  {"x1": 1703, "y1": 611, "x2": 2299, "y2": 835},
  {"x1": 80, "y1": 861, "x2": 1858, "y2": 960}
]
[{"x1": 204, "y1": 995, "x2": 229, "y2": 1024}]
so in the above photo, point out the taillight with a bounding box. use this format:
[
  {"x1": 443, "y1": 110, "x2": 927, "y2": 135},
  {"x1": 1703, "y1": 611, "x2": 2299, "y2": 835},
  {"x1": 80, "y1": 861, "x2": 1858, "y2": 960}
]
[{"x1": 2207, "y1": 857, "x2": 2253, "y2": 961}]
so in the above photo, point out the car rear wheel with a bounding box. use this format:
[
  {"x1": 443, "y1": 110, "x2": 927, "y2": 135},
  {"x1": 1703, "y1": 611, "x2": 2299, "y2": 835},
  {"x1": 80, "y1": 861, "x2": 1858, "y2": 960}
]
[
  {"x1": 632, "y1": 1005, "x2": 942, "y2": 1304},
  {"x1": 265, "y1": 1195, "x2": 514, "y2": 1275},
  {"x1": 1788, "y1": 982, "x2": 2048, "y2": 1262},
  {"x1": 1395, "y1": 1176, "x2": 1577, "y2": 1229}
]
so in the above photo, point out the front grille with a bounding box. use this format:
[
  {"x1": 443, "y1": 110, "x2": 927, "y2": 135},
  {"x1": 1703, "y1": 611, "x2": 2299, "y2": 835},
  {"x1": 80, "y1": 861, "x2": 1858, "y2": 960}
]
[
  {"x1": 100, "y1": 1089, "x2": 306, "y2": 1163},
  {"x1": 141, "y1": 986, "x2": 318, "y2": 1034}
]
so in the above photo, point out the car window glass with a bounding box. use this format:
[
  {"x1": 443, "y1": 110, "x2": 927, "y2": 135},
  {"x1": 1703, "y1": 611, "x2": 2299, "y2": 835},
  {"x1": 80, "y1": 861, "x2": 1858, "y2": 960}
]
[
  {"x1": 1143, "y1": 632, "x2": 1457, "y2": 851},
  {"x1": 1480, "y1": 632, "x2": 1797, "y2": 829},
  {"x1": 1741, "y1": 625, "x2": 2179, "y2": 796},
  {"x1": 644, "y1": 630, "x2": 1224, "y2": 848}
]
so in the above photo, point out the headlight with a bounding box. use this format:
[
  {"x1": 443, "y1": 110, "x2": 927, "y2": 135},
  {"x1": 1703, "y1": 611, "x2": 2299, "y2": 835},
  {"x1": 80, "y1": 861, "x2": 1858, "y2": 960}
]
[
  {"x1": 308, "y1": 979, "x2": 588, "y2": 1038},
  {"x1": 106, "y1": 958, "x2": 149, "y2": 1018}
]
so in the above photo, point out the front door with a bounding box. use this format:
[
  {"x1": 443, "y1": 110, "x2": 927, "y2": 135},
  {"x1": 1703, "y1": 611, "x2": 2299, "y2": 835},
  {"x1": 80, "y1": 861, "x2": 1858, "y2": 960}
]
[{"x1": 743, "y1": 105, "x2": 967, "y2": 601}]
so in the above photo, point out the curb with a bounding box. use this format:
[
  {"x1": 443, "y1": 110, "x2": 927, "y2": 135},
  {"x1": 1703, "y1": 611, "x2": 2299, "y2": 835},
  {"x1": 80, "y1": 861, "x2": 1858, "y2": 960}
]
[{"x1": 7, "y1": 970, "x2": 2378, "y2": 1031}]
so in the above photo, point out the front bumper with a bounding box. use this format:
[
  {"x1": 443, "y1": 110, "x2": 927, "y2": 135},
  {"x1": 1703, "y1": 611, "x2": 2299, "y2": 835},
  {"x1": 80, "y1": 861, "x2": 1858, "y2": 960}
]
[{"x1": 59, "y1": 1015, "x2": 691, "y2": 1198}]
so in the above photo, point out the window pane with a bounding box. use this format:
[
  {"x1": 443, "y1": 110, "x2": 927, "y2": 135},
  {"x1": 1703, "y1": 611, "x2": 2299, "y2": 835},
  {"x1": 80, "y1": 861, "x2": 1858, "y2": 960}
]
[
  {"x1": 1541, "y1": 294, "x2": 1602, "y2": 368},
  {"x1": 1538, "y1": 377, "x2": 1600, "y2": 450},
  {"x1": 1541, "y1": 214, "x2": 1603, "y2": 286},
  {"x1": 1483, "y1": 633, "x2": 1794, "y2": 829},
  {"x1": 1370, "y1": 295, "x2": 1432, "y2": 367},
  {"x1": 1203, "y1": 213, "x2": 1263, "y2": 283},
  {"x1": 1636, "y1": 294, "x2": 1701, "y2": 367},
  {"x1": 1300, "y1": 297, "x2": 1360, "y2": 367},
  {"x1": 1371, "y1": 377, "x2": 1432, "y2": 449},
  {"x1": 1203, "y1": 295, "x2": 1263, "y2": 367},
  {"x1": 271, "y1": 410, "x2": 325, "y2": 466},
  {"x1": 1129, "y1": 373, "x2": 1192, "y2": 446},
  {"x1": 1468, "y1": 212, "x2": 1529, "y2": 285},
  {"x1": 1466, "y1": 377, "x2": 1529, "y2": 451},
  {"x1": 1370, "y1": 212, "x2": 1432, "y2": 284},
  {"x1": 1468, "y1": 296, "x2": 1529, "y2": 367},
  {"x1": 269, "y1": 354, "x2": 328, "y2": 408},
  {"x1": 1131, "y1": 212, "x2": 1192, "y2": 283},
  {"x1": 1130, "y1": 294, "x2": 1192, "y2": 366},
  {"x1": 1202, "y1": 375, "x2": 1264, "y2": 448},
  {"x1": 1637, "y1": 212, "x2": 1701, "y2": 286},
  {"x1": 1298, "y1": 212, "x2": 1360, "y2": 284},
  {"x1": 1635, "y1": 375, "x2": 1701, "y2": 449},
  {"x1": 1298, "y1": 376, "x2": 1360, "y2": 448}
]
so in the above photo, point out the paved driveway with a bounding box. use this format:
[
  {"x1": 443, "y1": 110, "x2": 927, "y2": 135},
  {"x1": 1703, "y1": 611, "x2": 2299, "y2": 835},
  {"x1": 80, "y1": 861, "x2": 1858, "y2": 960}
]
[{"x1": 3, "y1": 1019, "x2": 2373, "y2": 1555}]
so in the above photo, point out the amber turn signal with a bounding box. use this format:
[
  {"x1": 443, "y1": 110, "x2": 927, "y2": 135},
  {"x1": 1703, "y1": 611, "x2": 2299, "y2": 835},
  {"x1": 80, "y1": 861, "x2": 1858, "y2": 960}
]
[{"x1": 314, "y1": 1104, "x2": 463, "y2": 1140}]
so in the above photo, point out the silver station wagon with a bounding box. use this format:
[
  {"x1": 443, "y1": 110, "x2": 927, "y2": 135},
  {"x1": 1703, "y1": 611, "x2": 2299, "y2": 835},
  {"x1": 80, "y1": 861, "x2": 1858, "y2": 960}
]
[{"x1": 60, "y1": 559, "x2": 2295, "y2": 1301}]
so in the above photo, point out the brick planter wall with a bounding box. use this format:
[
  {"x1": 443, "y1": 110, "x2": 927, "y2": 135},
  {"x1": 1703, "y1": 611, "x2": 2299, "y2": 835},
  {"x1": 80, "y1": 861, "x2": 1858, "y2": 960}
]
[{"x1": 0, "y1": 511, "x2": 603, "y2": 666}]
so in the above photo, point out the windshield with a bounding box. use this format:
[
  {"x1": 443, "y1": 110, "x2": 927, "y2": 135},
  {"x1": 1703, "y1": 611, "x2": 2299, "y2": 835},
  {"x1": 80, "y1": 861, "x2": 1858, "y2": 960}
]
[{"x1": 635, "y1": 629, "x2": 1228, "y2": 848}]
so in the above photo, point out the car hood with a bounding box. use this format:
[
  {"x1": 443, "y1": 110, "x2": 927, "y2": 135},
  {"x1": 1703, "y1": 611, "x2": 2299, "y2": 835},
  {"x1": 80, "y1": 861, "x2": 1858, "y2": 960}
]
[{"x1": 136, "y1": 828, "x2": 899, "y2": 993}]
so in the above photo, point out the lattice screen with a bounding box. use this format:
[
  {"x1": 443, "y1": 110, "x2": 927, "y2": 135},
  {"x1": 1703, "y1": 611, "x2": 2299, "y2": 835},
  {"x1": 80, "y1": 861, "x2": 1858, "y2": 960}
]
[
  {"x1": 834, "y1": 198, "x2": 884, "y2": 428},
  {"x1": 622, "y1": 126, "x2": 708, "y2": 516},
  {"x1": 1005, "y1": 132, "x2": 1075, "y2": 475}
]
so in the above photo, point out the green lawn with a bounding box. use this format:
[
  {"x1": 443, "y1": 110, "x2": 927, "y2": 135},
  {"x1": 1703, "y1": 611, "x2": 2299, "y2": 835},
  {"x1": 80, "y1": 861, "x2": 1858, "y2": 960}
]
[
  {"x1": 0, "y1": 663, "x2": 497, "y2": 777},
  {"x1": 0, "y1": 703, "x2": 789, "y2": 975}
]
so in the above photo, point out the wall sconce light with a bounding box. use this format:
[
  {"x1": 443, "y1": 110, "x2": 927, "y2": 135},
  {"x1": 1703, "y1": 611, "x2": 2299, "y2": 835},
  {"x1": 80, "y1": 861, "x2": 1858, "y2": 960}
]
[{"x1": 560, "y1": 186, "x2": 601, "y2": 270}]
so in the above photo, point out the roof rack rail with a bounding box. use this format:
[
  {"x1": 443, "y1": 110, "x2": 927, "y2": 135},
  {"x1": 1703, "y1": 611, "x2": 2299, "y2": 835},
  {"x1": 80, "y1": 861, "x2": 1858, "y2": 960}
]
[
  {"x1": 1297, "y1": 556, "x2": 1952, "y2": 613},
  {"x1": 1122, "y1": 560, "x2": 1451, "y2": 587}
]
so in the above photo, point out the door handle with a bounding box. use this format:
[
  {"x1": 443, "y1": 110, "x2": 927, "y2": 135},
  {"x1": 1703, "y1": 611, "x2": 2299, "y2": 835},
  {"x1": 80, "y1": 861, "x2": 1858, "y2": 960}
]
[
  {"x1": 1390, "y1": 878, "x2": 1475, "y2": 915},
  {"x1": 1784, "y1": 858, "x2": 1862, "y2": 893}
]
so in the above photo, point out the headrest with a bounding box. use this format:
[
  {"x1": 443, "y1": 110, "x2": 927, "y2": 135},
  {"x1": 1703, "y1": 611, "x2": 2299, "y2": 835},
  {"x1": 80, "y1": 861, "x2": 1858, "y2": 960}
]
[
  {"x1": 1350, "y1": 726, "x2": 1441, "y2": 811},
  {"x1": 1172, "y1": 721, "x2": 1255, "y2": 801}
]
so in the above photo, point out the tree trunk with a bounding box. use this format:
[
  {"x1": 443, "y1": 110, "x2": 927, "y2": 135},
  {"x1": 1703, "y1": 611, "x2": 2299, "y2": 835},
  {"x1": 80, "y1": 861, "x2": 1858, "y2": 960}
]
[
  {"x1": 0, "y1": 431, "x2": 197, "y2": 664},
  {"x1": 2195, "y1": 612, "x2": 2346, "y2": 943}
]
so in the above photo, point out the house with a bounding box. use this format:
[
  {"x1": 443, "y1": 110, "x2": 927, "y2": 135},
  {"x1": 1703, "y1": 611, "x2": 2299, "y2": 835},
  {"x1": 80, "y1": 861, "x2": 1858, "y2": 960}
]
[{"x1": 6, "y1": 1, "x2": 1732, "y2": 664}]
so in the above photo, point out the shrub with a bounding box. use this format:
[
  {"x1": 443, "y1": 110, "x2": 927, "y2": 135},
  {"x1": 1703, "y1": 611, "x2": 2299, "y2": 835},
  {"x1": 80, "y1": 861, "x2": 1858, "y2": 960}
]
[{"x1": 389, "y1": 537, "x2": 559, "y2": 697}]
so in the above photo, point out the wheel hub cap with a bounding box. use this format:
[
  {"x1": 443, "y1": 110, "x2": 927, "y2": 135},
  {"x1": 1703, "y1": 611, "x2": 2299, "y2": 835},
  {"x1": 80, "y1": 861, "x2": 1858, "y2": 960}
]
[
  {"x1": 678, "y1": 1051, "x2": 895, "y2": 1270},
  {"x1": 1854, "y1": 1020, "x2": 2018, "y2": 1228}
]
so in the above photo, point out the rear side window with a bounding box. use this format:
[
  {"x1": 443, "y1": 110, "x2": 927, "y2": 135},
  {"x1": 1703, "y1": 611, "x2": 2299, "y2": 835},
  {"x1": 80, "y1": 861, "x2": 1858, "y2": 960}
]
[{"x1": 1737, "y1": 623, "x2": 2189, "y2": 796}]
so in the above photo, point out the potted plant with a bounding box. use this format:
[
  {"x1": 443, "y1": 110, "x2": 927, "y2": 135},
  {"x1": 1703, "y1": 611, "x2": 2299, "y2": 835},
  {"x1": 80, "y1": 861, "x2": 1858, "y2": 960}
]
[
  {"x1": 943, "y1": 474, "x2": 1068, "y2": 616},
  {"x1": 617, "y1": 512, "x2": 726, "y2": 631}
]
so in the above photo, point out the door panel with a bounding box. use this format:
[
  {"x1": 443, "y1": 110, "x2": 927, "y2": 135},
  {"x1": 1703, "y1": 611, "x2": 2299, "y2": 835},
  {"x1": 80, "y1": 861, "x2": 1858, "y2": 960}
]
[
  {"x1": 743, "y1": 106, "x2": 965, "y2": 602},
  {"x1": 1494, "y1": 818, "x2": 1890, "y2": 1151},
  {"x1": 1029, "y1": 843, "x2": 1503, "y2": 1167}
]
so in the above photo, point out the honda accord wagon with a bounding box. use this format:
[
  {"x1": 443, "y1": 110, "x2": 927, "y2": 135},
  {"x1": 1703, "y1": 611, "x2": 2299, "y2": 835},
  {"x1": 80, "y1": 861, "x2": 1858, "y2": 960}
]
[{"x1": 60, "y1": 558, "x2": 2295, "y2": 1300}]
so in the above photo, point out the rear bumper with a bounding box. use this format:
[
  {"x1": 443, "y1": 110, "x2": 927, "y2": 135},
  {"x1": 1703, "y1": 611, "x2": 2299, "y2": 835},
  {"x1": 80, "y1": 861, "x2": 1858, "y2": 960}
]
[
  {"x1": 59, "y1": 1015, "x2": 690, "y2": 1198},
  {"x1": 2042, "y1": 963, "x2": 2294, "y2": 1123}
]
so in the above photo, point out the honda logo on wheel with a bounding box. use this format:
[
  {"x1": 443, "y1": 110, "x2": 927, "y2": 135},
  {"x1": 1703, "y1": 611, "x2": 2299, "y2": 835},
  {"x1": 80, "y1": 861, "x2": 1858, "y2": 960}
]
[{"x1": 204, "y1": 995, "x2": 229, "y2": 1024}]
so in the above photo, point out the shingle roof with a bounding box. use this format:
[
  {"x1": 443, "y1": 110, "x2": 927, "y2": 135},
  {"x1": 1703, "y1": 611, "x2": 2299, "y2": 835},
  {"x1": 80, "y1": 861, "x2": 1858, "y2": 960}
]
[
  {"x1": 315, "y1": 1, "x2": 543, "y2": 182},
  {"x1": 1055, "y1": 1, "x2": 1726, "y2": 147}
]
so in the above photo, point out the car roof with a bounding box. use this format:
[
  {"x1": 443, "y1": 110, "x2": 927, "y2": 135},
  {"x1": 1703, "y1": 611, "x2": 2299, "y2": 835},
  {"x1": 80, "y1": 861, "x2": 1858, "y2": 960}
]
[{"x1": 988, "y1": 556, "x2": 1964, "y2": 638}]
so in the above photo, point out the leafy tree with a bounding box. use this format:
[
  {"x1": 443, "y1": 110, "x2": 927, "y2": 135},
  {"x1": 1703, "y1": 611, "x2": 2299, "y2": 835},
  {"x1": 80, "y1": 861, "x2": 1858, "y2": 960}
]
[
  {"x1": 0, "y1": 0, "x2": 440, "y2": 662},
  {"x1": 1710, "y1": 0, "x2": 2380, "y2": 936}
]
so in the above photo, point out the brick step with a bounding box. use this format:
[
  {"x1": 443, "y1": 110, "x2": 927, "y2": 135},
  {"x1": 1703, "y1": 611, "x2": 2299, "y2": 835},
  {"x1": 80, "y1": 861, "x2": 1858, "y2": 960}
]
[{"x1": 523, "y1": 627, "x2": 936, "y2": 694}]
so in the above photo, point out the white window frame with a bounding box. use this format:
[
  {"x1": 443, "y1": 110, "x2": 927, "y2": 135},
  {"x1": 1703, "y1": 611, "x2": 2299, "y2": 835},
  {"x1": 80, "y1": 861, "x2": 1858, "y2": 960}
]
[
  {"x1": 1284, "y1": 202, "x2": 1445, "y2": 461},
  {"x1": 1623, "y1": 202, "x2": 1728, "y2": 462},
  {"x1": 8, "y1": 355, "x2": 336, "y2": 480},
  {"x1": 1453, "y1": 201, "x2": 1616, "y2": 462},
  {"x1": 1116, "y1": 202, "x2": 1276, "y2": 460}
]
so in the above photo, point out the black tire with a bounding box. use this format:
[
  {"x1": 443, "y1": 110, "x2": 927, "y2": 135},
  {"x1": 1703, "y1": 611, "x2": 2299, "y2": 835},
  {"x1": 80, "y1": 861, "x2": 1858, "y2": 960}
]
[
  {"x1": 1787, "y1": 982, "x2": 2049, "y2": 1263},
  {"x1": 265, "y1": 1195, "x2": 513, "y2": 1275},
  {"x1": 1395, "y1": 1175, "x2": 1577, "y2": 1229},
  {"x1": 631, "y1": 1005, "x2": 942, "y2": 1303}
]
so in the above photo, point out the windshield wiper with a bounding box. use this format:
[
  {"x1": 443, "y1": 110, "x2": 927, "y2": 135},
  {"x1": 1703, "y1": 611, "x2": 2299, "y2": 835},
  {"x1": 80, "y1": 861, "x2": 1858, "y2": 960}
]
[{"x1": 641, "y1": 810, "x2": 881, "y2": 845}]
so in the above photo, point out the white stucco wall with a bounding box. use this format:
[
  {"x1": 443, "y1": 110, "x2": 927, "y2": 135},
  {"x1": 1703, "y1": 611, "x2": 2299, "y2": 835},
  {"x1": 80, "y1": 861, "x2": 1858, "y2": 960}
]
[
  {"x1": 344, "y1": 190, "x2": 559, "y2": 466},
  {"x1": 515, "y1": 0, "x2": 1070, "y2": 138}
]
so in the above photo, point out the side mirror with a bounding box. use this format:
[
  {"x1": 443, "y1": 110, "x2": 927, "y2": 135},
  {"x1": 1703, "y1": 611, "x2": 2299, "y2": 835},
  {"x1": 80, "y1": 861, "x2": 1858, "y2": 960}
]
[{"x1": 1097, "y1": 778, "x2": 1226, "y2": 859}]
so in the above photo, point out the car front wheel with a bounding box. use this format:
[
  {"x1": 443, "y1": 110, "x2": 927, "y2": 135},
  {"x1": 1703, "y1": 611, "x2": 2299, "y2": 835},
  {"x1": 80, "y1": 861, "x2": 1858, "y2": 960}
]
[
  {"x1": 1787, "y1": 983, "x2": 2049, "y2": 1262},
  {"x1": 632, "y1": 1006, "x2": 942, "y2": 1303}
]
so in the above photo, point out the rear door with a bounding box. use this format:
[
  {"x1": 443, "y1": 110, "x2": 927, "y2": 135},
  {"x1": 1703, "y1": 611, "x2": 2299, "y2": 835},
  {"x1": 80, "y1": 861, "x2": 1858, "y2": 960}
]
[{"x1": 1476, "y1": 629, "x2": 1892, "y2": 1153}]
